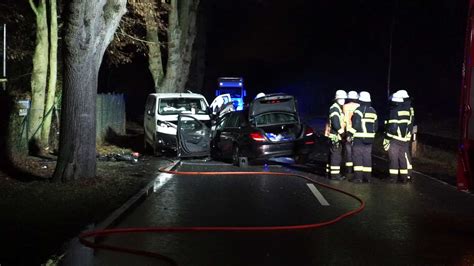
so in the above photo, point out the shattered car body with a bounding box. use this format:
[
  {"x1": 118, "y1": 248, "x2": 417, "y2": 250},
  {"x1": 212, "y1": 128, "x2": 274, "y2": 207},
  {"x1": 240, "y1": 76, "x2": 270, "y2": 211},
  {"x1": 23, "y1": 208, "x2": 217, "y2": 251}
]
[
  {"x1": 144, "y1": 93, "x2": 211, "y2": 155},
  {"x1": 177, "y1": 93, "x2": 315, "y2": 164}
]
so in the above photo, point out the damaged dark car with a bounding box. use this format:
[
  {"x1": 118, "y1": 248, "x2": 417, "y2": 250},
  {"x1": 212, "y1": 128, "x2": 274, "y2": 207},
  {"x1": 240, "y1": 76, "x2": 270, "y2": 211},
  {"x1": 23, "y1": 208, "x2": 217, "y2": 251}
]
[{"x1": 177, "y1": 93, "x2": 315, "y2": 166}]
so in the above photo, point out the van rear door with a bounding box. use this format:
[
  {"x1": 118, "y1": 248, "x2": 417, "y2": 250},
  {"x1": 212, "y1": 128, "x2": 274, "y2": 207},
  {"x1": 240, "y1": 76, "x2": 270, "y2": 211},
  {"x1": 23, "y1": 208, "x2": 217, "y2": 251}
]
[{"x1": 177, "y1": 114, "x2": 211, "y2": 158}]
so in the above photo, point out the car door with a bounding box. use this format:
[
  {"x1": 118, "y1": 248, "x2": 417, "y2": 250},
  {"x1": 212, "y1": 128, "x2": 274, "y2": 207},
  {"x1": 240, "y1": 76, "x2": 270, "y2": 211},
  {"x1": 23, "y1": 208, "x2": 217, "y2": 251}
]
[
  {"x1": 177, "y1": 114, "x2": 211, "y2": 158},
  {"x1": 209, "y1": 93, "x2": 232, "y2": 116},
  {"x1": 218, "y1": 112, "x2": 241, "y2": 158}
]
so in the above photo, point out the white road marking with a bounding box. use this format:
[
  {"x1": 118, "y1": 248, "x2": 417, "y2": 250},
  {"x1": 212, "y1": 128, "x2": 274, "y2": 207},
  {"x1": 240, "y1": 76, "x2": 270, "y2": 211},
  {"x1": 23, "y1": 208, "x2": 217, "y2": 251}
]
[{"x1": 307, "y1": 183, "x2": 330, "y2": 206}]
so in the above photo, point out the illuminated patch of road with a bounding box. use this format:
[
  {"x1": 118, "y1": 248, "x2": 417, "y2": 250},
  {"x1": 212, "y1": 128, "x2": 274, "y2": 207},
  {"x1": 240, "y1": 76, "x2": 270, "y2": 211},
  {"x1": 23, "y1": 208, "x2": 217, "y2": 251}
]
[{"x1": 153, "y1": 163, "x2": 177, "y2": 192}]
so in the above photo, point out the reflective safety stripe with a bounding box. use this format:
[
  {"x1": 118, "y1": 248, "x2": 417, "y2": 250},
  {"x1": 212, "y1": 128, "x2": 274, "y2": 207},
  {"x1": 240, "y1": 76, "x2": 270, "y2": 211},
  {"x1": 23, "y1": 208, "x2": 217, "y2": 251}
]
[
  {"x1": 330, "y1": 112, "x2": 341, "y2": 118},
  {"x1": 354, "y1": 132, "x2": 375, "y2": 138},
  {"x1": 345, "y1": 162, "x2": 354, "y2": 167},
  {"x1": 386, "y1": 133, "x2": 409, "y2": 142},
  {"x1": 330, "y1": 170, "x2": 340, "y2": 174},
  {"x1": 362, "y1": 167, "x2": 372, "y2": 172},
  {"x1": 353, "y1": 108, "x2": 377, "y2": 139},
  {"x1": 400, "y1": 169, "x2": 409, "y2": 174},
  {"x1": 405, "y1": 153, "x2": 413, "y2": 170},
  {"x1": 398, "y1": 111, "x2": 411, "y2": 116},
  {"x1": 364, "y1": 113, "x2": 377, "y2": 119},
  {"x1": 332, "y1": 103, "x2": 343, "y2": 113},
  {"x1": 330, "y1": 165, "x2": 341, "y2": 170},
  {"x1": 354, "y1": 166, "x2": 364, "y2": 171},
  {"x1": 387, "y1": 119, "x2": 411, "y2": 124},
  {"x1": 362, "y1": 118, "x2": 376, "y2": 123},
  {"x1": 348, "y1": 127, "x2": 356, "y2": 134},
  {"x1": 337, "y1": 128, "x2": 344, "y2": 134},
  {"x1": 328, "y1": 133, "x2": 342, "y2": 141},
  {"x1": 389, "y1": 169, "x2": 399, "y2": 174},
  {"x1": 409, "y1": 107, "x2": 415, "y2": 124}
]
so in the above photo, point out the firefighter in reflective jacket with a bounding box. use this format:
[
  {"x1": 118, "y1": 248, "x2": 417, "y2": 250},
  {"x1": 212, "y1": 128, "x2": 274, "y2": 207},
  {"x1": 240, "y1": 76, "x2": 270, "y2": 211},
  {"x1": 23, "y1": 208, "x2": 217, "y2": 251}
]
[
  {"x1": 384, "y1": 90, "x2": 412, "y2": 183},
  {"x1": 396, "y1": 90, "x2": 414, "y2": 180},
  {"x1": 326, "y1": 90, "x2": 347, "y2": 180},
  {"x1": 347, "y1": 91, "x2": 378, "y2": 183},
  {"x1": 342, "y1": 90, "x2": 360, "y2": 174}
]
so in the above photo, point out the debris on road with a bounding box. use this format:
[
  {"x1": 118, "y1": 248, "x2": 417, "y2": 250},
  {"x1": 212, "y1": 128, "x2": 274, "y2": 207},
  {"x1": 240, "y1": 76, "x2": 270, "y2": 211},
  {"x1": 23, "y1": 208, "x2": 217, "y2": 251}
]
[{"x1": 97, "y1": 152, "x2": 140, "y2": 164}]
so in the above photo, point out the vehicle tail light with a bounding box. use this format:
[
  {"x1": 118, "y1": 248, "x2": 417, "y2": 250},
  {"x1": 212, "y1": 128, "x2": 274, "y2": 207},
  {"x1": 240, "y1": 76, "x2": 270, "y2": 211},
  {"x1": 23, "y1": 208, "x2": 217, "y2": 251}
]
[
  {"x1": 305, "y1": 126, "x2": 314, "y2": 137},
  {"x1": 305, "y1": 141, "x2": 315, "y2": 145},
  {"x1": 250, "y1": 132, "x2": 265, "y2": 142}
]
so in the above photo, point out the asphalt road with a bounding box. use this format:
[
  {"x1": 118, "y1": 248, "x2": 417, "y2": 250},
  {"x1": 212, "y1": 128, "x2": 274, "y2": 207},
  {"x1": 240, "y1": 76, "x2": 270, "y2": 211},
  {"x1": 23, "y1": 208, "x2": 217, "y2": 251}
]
[{"x1": 90, "y1": 156, "x2": 474, "y2": 266}]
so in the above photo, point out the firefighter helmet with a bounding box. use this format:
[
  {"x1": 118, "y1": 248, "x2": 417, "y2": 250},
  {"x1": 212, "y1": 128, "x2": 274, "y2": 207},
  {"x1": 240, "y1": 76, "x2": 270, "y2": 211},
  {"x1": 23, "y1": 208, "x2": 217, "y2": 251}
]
[
  {"x1": 359, "y1": 91, "x2": 371, "y2": 102},
  {"x1": 395, "y1": 90, "x2": 410, "y2": 99},
  {"x1": 347, "y1": 90, "x2": 359, "y2": 100},
  {"x1": 335, "y1": 90, "x2": 347, "y2": 100},
  {"x1": 390, "y1": 93, "x2": 403, "y2": 102}
]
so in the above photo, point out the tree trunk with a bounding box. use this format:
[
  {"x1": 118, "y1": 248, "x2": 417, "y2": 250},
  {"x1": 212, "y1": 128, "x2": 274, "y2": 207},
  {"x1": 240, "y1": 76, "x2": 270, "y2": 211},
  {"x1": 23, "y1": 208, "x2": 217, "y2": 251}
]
[
  {"x1": 175, "y1": 0, "x2": 199, "y2": 92},
  {"x1": 160, "y1": 0, "x2": 181, "y2": 93},
  {"x1": 144, "y1": 5, "x2": 164, "y2": 92},
  {"x1": 28, "y1": 0, "x2": 49, "y2": 150},
  {"x1": 160, "y1": 0, "x2": 200, "y2": 93},
  {"x1": 53, "y1": 0, "x2": 126, "y2": 182},
  {"x1": 41, "y1": 0, "x2": 58, "y2": 148},
  {"x1": 186, "y1": 1, "x2": 207, "y2": 92}
]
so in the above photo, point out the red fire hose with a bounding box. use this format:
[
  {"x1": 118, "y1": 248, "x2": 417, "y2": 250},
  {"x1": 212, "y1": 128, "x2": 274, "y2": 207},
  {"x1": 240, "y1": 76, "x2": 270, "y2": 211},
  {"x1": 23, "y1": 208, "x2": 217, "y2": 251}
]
[{"x1": 79, "y1": 166, "x2": 366, "y2": 265}]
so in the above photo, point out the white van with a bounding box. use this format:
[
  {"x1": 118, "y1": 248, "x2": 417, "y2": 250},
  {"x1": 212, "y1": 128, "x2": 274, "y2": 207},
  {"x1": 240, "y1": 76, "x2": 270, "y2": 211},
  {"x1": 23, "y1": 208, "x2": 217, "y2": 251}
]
[{"x1": 144, "y1": 93, "x2": 211, "y2": 155}]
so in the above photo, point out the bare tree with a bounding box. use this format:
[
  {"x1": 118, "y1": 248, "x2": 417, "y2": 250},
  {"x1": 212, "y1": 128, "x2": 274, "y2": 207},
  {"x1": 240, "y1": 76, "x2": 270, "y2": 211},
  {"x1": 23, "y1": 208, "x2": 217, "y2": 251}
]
[
  {"x1": 108, "y1": 0, "x2": 201, "y2": 93},
  {"x1": 40, "y1": 0, "x2": 58, "y2": 150},
  {"x1": 53, "y1": 0, "x2": 126, "y2": 182},
  {"x1": 158, "y1": 0, "x2": 200, "y2": 93},
  {"x1": 28, "y1": 0, "x2": 49, "y2": 148}
]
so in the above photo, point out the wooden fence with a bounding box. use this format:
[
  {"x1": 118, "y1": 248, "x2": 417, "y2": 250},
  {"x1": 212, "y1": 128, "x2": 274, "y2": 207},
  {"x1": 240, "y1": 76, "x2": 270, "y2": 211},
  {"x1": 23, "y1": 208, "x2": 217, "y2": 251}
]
[{"x1": 96, "y1": 93, "x2": 126, "y2": 144}]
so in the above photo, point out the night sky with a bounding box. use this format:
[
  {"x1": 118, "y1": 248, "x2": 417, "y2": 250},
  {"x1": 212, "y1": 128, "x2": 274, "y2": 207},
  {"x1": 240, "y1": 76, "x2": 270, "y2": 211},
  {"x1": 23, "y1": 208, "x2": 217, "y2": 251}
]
[
  {"x1": 203, "y1": 0, "x2": 467, "y2": 119},
  {"x1": 101, "y1": 0, "x2": 468, "y2": 120}
]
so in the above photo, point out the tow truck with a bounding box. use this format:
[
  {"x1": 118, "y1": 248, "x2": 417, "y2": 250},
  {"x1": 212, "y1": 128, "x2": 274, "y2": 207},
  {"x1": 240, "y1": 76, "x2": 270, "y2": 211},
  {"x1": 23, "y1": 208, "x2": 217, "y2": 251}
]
[{"x1": 216, "y1": 77, "x2": 246, "y2": 111}]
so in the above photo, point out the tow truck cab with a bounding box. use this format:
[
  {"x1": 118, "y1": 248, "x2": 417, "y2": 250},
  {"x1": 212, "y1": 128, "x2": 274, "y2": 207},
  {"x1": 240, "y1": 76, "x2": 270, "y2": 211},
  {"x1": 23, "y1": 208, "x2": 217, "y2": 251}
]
[{"x1": 216, "y1": 77, "x2": 246, "y2": 111}]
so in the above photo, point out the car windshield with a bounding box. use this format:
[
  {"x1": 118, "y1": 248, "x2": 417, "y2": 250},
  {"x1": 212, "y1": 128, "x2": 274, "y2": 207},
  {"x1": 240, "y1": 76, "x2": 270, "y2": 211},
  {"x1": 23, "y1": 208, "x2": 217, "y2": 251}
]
[
  {"x1": 254, "y1": 112, "x2": 297, "y2": 125},
  {"x1": 158, "y1": 98, "x2": 208, "y2": 115}
]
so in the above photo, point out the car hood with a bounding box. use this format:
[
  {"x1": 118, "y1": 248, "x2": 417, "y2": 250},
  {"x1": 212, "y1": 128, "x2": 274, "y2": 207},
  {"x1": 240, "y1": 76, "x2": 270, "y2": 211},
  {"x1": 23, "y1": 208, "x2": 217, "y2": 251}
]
[{"x1": 249, "y1": 94, "x2": 297, "y2": 118}]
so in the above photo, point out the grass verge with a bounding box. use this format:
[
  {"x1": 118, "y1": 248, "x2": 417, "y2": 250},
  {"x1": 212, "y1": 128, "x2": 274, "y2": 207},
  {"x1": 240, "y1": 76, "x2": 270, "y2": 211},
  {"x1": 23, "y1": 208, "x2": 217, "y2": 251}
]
[{"x1": 0, "y1": 153, "x2": 164, "y2": 265}]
